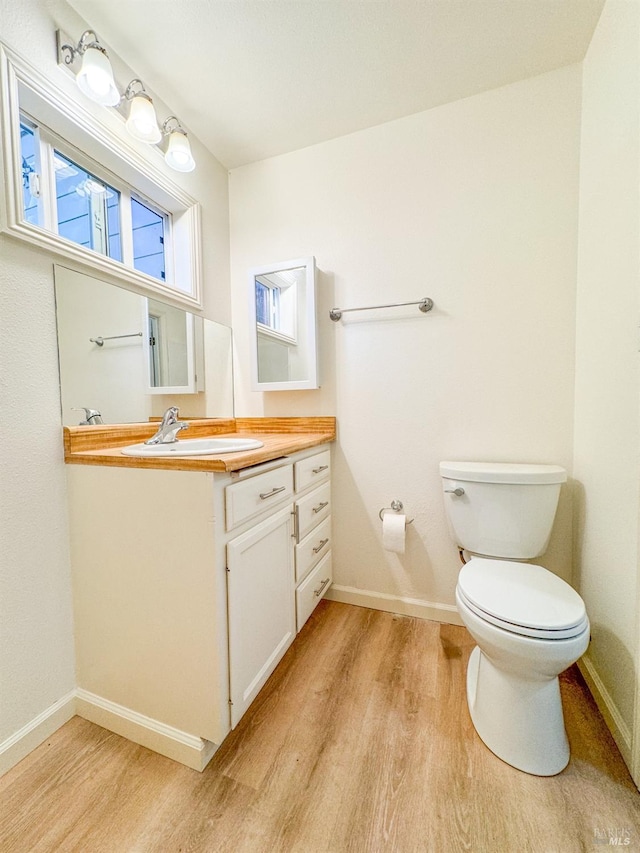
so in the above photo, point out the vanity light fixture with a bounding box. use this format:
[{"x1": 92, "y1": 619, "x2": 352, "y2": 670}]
[
  {"x1": 162, "y1": 117, "x2": 196, "y2": 172},
  {"x1": 123, "y1": 79, "x2": 162, "y2": 144},
  {"x1": 57, "y1": 29, "x2": 196, "y2": 172},
  {"x1": 59, "y1": 30, "x2": 120, "y2": 107}
]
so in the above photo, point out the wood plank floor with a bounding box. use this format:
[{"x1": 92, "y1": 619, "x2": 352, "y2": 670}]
[{"x1": 1, "y1": 601, "x2": 638, "y2": 852}]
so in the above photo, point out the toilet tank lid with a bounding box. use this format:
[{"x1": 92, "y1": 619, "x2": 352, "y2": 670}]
[{"x1": 439, "y1": 461, "x2": 567, "y2": 485}]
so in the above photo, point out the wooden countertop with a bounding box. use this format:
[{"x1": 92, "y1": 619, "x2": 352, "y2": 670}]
[{"x1": 63, "y1": 417, "x2": 336, "y2": 473}]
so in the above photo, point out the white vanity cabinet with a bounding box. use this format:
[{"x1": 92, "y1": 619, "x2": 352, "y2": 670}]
[{"x1": 66, "y1": 443, "x2": 331, "y2": 771}]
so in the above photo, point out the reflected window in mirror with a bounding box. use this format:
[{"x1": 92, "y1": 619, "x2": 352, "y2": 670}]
[{"x1": 255, "y1": 279, "x2": 278, "y2": 329}]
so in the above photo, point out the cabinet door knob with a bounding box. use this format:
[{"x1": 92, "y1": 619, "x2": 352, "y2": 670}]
[
  {"x1": 314, "y1": 578, "x2": 331, "y2": 597},
  {"x1": 259, "y1": 485, "x2": 286, "y2": 500},
  {"x1": 312, "y1": 501, "x2": 329, "y2": 514},
  {"x1": 312, "y1": 538, "x2": 329, "y2": 554}
]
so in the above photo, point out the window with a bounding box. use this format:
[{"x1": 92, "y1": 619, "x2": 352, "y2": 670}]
[
  {"x1": 19, "y1": 114, "x2": 172, "y2": 280},
  {"x1": 19, "y1": 120, "x2": 39, "y2": 225},
  {"x1": 131, "y1": 197, "x2": 166, "y2": 281},
  {"x1": 53, "y1": 150, "x2": 122, "y2": 261},
  {"x1": 2, "y1": 47, "x2": 202, "y2": 307}
]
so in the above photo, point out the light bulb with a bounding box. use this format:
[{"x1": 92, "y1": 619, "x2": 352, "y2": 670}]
[
  {"x1": 164, "y1": 129, "x2": 195, "y2": 172},
  {"x1": 76, "y1": 45, "x2": 120, "y2": 107},
  {"x1": 126, "y1": 93, "x2": 161, "y2": 144}
]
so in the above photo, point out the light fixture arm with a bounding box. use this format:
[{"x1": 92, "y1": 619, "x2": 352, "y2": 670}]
[
  {"x1": 161, "y1": 116, "x2": 186, "y2": 136},
  {"x1": 60, "y1": 29, "x2": 107, "y2": 65},
  {"x1": 124, "y1": 78, "x2": 150, "y2": 102}
]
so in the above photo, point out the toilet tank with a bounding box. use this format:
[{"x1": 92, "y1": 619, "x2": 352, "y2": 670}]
[{"x1": 439, "y1": 462, "x2": 567, "y2": 559}]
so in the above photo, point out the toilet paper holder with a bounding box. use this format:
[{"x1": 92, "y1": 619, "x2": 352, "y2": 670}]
[{"x1": 378, "y1": 499, "x2": 414, "y2": 526}]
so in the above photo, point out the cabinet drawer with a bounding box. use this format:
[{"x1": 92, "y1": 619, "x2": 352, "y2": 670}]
[
  {"x1": 296, "y1": 552, "x2": 332, "y2": 631},
  {"x1": 294, "y1": 449, "x2": 330, "y2": 493},
  {"x1": 295, "y1": 515, "x2": 331, "y2": 584},
  {"x1": 225, "y1": 464, "x2": 294, "y2": 531},
  {"x1": 296, "y1": 481, "x2": 331, "y2": 541}
]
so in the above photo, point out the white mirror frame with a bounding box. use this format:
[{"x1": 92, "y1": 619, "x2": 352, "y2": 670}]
[
  {"x1": 248, "y1": 256, "x2": 319, "y2": 391},
  {"x1": 0, "y1": 42, "x2": 203, "y2": 309}
]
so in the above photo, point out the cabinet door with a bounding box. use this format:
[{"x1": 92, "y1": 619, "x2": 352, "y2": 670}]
[{"x1": 227, "y1": 504, "x2": 295, "y2": 728}]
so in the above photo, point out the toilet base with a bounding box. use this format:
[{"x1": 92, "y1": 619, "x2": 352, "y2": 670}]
[{"x1": 466, "y1": 645, "x2": 570, "y2": 776}]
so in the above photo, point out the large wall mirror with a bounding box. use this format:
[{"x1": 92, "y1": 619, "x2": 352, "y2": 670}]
[
  {"x1": 54, "y1": 265, "x2": 234, "y2": 425},
  {"x1": 248, "y1": 256, "x2": 319, "y2": 391}
]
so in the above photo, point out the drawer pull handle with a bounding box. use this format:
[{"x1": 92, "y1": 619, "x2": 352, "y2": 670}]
[
  {"x1": 312, "y1": 465, "x2": 329, "y2": 474},
  {"x1": 314, "y1": 578, "x2": 331, "y2": 597},
  {"x1": 312, "y1": 501, "x2": 329, "y2": 514},
  {"x1": 259, "y1": 485, "x2": 286, "y2": 500},
  {"x1": 312, "y1": 538, "x2": 329, "y2": 554}
]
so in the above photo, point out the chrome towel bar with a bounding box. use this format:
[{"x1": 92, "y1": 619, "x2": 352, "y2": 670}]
[{"x1": 329, "y1": 297, "x2": 433, "y2": 322}]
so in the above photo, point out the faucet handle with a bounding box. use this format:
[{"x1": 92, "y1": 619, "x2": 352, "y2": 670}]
[{"x1": 161, "y1": 406, "x2": 180, "y2": 425}]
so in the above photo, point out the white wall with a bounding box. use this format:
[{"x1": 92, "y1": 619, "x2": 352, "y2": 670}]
[
  {"x1": 230, "y1": 65, "x2": 582, "y2": 618},
  {"x1": 0, "y1": 0, "x2": 229, "y2": 762},
  {"x1": 573, "y1": 0, "x2": 640, "y2": 761}
]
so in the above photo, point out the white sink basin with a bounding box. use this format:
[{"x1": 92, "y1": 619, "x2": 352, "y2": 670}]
[{"x1": 121, "y1": 437, "x2": 265, "y2": 457}]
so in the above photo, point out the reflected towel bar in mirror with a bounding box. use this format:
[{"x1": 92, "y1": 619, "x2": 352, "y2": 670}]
[{"x1": 89, "y1": 332, "x2": 144, "y2": 346}]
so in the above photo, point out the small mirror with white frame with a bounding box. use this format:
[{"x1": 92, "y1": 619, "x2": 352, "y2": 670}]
[
  {"x1": 143, "y1": 297, "x2": 202, "y2": 394},
  {"x1": 249, "y1": 256, "x2": 319, "y2": 391}
]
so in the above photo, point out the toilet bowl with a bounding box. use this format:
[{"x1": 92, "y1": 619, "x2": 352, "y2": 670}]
[
  {"x1": 456, "y1": 558, "x2": 589, "y2": 775},
  {"x1": 439, "y1": 461, "x2": 590, "y2": 776}
]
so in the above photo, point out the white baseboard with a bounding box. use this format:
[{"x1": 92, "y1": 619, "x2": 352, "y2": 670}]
[
  {"x1": 0, "y1": 690, "x2": 76, "y2": 776},
  {"x1": 326, "y1": 584, "x2": 463, "y2": 626},
  {"x1": 75, "y1": 689, "x2": 218, "y2": 772},
  {"x1": 578, "y1": 654, "x2": 632, "y2": 767}
]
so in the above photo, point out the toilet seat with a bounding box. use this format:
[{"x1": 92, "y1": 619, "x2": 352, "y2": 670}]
[{"x1": 458, "y1": 558, "x2": 588, "y2": 640}]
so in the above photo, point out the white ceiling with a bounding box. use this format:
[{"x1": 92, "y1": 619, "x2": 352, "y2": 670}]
[{"x1": 66, "y1": 0, "x2": 604, "y2": 170}]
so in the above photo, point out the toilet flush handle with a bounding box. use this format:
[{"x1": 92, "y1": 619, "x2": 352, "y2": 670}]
[{"x1": 444, "y1": 487, "x2": 465, "y2": 497}]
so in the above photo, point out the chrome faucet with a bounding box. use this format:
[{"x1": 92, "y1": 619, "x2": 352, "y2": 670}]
[
  {"x1": 73, "y1": 407, "x2": 103, "y2": 426},
  {"x1": 145, "y1": 406, "x2": 189, "y2": 445}
]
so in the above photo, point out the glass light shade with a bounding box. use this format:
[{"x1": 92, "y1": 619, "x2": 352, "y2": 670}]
[
  {"x1": 76, "y1": 46, "x2": 120, "y2": 106},
  {"x1": 126, "y1": 94, "x2": 162, "y2": 144},
  {"x1": 164, "y1": 130, "x2": 195, "y2": 172}
]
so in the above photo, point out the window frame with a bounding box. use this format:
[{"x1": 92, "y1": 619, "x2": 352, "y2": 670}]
[
  {"x1": 18, "y1": 115, "x2": 46, "y2": 228},
  {"x1": 0, "y1": 42, "x2": 202, "y2": 308},
  {"x1": 41, "y1": 128, "x2": 125, "y2": 263}
]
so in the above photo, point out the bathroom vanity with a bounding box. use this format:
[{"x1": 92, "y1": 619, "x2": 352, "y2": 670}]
[{"x1": 64, "y1": 417, "x2": 335, "y2": 770}]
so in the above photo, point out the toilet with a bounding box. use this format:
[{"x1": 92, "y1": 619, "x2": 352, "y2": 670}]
[{"x1": 439, "y1": 461, "x2": 589, "y2": 776}]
